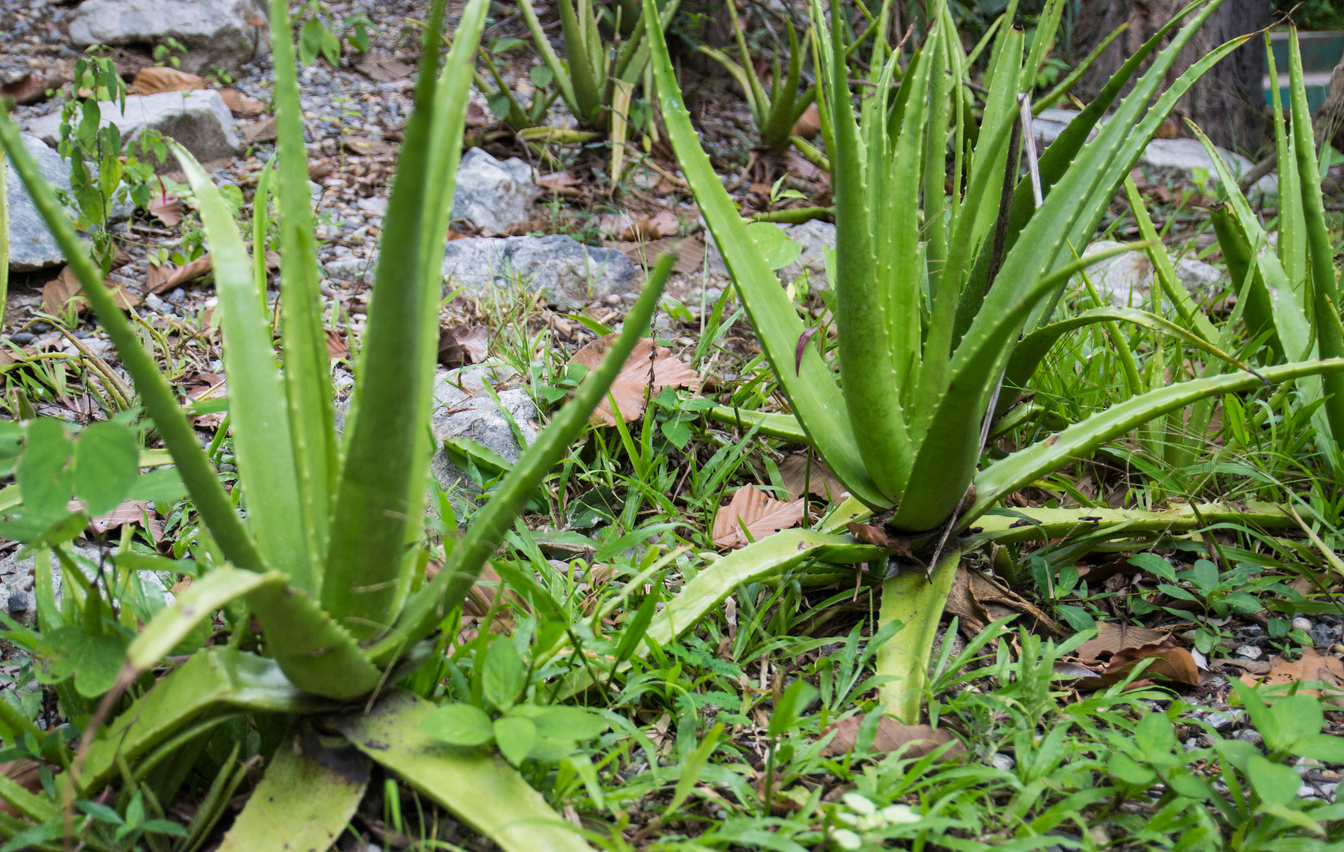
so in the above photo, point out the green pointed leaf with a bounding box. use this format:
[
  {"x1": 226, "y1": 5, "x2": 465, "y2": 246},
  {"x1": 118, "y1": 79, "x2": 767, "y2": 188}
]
[
  {"x1": 72, "y1": 420, "x2": 138, "y2": 517},
  {"x1": 493, "y1": 715, "x2": 536, "y2": 765},
  {"x1": 419, "y1": 703, "x2": 495, "y2": 747},
  {"x1": 482, "y1": 638, "x2": 525, "y2": 712}
]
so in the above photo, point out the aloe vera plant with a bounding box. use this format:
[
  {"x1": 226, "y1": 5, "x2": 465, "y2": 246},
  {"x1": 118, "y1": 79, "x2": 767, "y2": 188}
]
[
  {"x1": 0, "y1": 0, "x2": 670, "y2": 847},
  {"x1": 644, "y1": 0, "x2": 1344, "y2": 723}
]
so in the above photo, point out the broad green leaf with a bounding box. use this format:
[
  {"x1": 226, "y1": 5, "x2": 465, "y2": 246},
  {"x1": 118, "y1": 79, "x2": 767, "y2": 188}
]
[
  {"x1": 419, "y1": 703, "x2": 495, "y2": 747},
  {"x1": 246, "y1": 581, "x2": 382, "y2": 700},
  {"x1": 482, "y1": 638, "x2": 526, "y2": 711},
  {"x1": 1269, "y1": 694, "x2": 1324, "y2": 753},
  {"x1": 512, "y1": 704, "x2": 609, "y2": 743},
  {"x1": 745, "y1": 222, "x2": 801, "y2": 271},
  {"x1": 37, "y1": 625, "x2": 123, "y2": 698},
  {"x1": 493, "y1": 714, "x2": 537, "y2": 765},
  {"x1": 17, "y1": 418, "x2": 73, "y2": 519},
  {"x1": 1247, "y1": 754, "x2": 1300, "y2": 807},
  {"x1": 877, "y1": 549, "x2": 960, "y2": 724}
]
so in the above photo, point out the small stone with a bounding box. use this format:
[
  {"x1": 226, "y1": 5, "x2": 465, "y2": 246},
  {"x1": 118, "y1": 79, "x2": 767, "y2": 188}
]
[
  {"x1": 989, "y1": 753, "x2": 1015, "y2": 772},
  {"x1": 1292, "y1": 617, "x2": 1314, "y2": 633},
  {"x1": 1236, "y1": 729, "x2": 1263, "y2": 746},
  {"x1": 8, "y1": 332, "x2": 35, "y2": 346},
  {"x1": 1236, "y1": 645, "x2": 1262, "y2": 661},
  {"x1": 144, "y1": 293, "x2": 169, "y2": 313},
  {"x1": 1204, "y1": 711, "x2": 1241, "y2": 731},
  {"x1": 450, "y1": 148, "x2": 537, "y2": 233}
]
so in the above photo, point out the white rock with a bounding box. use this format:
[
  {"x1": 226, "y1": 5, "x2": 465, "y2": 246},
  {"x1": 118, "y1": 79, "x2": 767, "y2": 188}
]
[
  {"x1": 1071, "y1": 240, "x2": 1222, "y2": 307},
  {"x1": 451, "y1": 147, "x2": 537, "y2": 234},
  {"x1": 69, "y1": 0, "x2": 268, "y2": 75},
  {"x1": 428, "y1": 365, "x2": 539, "y2": 502},
  {"x1": 1236, "y1": 644, "x2": 1263, "y2": 661},
  {"x1": 24, "y1": 91, "x2": 241, "y2": 169},
  {"x1": 1292, "y1": 617, "x2": 1313, "y2": 632},
  {"x1": 440, "y1": 235, "x2": 638, "y2": 309}
]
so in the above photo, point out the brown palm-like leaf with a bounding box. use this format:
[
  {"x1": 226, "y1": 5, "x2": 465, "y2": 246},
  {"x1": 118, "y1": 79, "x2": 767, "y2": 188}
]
[
  {"x1": 712, "y1": 484, "x2": 804, "y2": 549},
  {"x1": 129, "y1": 67, "x2": 206, "y2": 95},
  {"x1": 568, "y1": 336, "x2": 699, "y2": 426}
]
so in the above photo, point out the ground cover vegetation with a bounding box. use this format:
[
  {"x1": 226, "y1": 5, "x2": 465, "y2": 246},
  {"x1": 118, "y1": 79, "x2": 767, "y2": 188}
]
[{"x1": 1, "y1": 0, "x2": 1343, "y2": 849}]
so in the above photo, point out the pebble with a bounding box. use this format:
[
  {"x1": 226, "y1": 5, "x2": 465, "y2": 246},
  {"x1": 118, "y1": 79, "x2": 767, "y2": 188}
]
[
  {"x1": 144, "y1": 293, "x2": 169, "y2": 313},
  {"x1": 8, "y1": 332, "x2": 34, "y2": 346},
  {"x1": 990, "y1": 753, "x2": 1015, "y2": 772},
  {"x1": 1334, "y1": 644, "x2": 1344, "y2": 656},
  {"x1": 1235, "y1": 645, "x2": 1262, "y2": 661},
  {"x1": 1292, "y1": 617, "x2": 1313, "y2": 632},
  {"x1": 1236, "y1": 729, "x2": 1263, "y2": 745},
  {"x1": 1204, "y1": 711, "x2": 1241, "y2": 731}
]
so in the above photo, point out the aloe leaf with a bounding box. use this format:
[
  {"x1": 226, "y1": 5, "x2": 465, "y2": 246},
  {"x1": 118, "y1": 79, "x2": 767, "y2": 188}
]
[
  {"x1": 959, "y1": 502, "x2": 1296, "y2": 550},
  {"x1": 1267, "y1": 34, "x2": 1306, "y2": 286},
  {"x1": 0, "y1": 115, "x2": 264, "y2": 573},
  {"x1": 215, "y1": 728, "x2": 370, "y2": 852},
  {"x1": 516, "y1": 0, "x2": 578, "y2": 112},
  {"x1": 968, "y1": 358, "x2": 1344, "y2": 528},
  {"x1": 705, "y1": 405, "x2": 809, "y2": 442},
  {"x1": 268, "y1": 0, "x2": 337, "y2": 578},
  {"x1": 368, "y1": 254, "x2": 676, "y2": 666},
  {"x1": 1034, "y1": 23, "x2": 1127, "y2": 112},
  {"x1": 878, "y1": 548, "x2": 960, "y2": 724},
  {"x1": 248, "y1": 581, "x2": 382, "y2": 700},
  {"x1": 1289, "y1": 30, "x2": 1344, "y2": 452},
  {"x1": 324, "y1": 0, "x2": 487, "y2": 639},
  {"x1": 172, "y1": 143, "x2": 312, "y2": 590},
  {"x1": 557, "y1": 0, "x2": 603, "y2": 123},
  {"x1": 643, "y1": 0, "x2": 884, "y2": 508},
  {"x1": 758, "y1": 20, "x2": 808, "y2": 150},
  {"x1": 0, "y1": 768, "x2": 58, "y2": 825},
  {"x1": 79, "y1": 648, "x2": 341, "y2": 793},
  {"x1": 125, "y1": 567, "x2": 285, "y2": 673},
  {"x1": 337, "y1": 692, "x2": 593, "y2": 852},
  {"x1": 1020, "y1": 0, "x2": 1067, "y2": 92},
  {"x1": 0, "y1": 146, "x2": 7, "y2": 328},
  {"x1": 1004, "y1": 306, "x2": 1257, "y2": 393}
]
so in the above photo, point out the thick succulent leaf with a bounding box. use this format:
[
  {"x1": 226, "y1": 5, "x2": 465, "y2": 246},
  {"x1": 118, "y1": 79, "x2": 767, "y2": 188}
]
[
  {"x1": 1267, "y1": 37, "x2": 1306, "y2": 287},
  {"x1": 705, "y1": 405, "x2": 808, "y2": 443},
  {"x1": 0, "y1": 115, "x2": 264, "y2": 573},
  {"x1": 324, "y1": 0, "x2": 488, "y2": 639},
  {"x1": 516, "y1": 0, "x2": 578, "y2": 111},
  {"x1": 215, "y1": 728, "x2": 370, "y2": 852},
  {"x1": 557, "y1": 0, "x2": 603, "y2": 121},
  {"x1": 248, "y1": 582, "x2": 382, "y2": 700},
  {"x1": 641, "y1": 0, "x2": 883, "y2": 507},
  {"x1": 369, "y1": 255, "x2": 677, "y2": 666},
  {"x1": 959, "y1": 503, "x2": 1296, "y2": 550},
  {"x1": 1004, "y1": 307, "x2": 1259, "y2": 393},
  {"x1": 967, "y1": 359, "x2": 1344, "y2": 529},
  {"x1": 79, "y1": 648, "x2": 341, "y2": 793},
  {"x1": 171, "y1": 143, "x2": 312, "y2": 591},
  {"x1": 878, "y1": 548, "x2": 960, "y2": 724},
  {"x1": 268, "y1": 0, "x2": 337, "y2": 581},
  {"x1": 336, "y1": 692, "x2": 593, "y2": 852}
]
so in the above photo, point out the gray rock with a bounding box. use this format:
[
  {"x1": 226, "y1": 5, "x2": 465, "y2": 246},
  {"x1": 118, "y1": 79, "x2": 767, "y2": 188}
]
[
  {"x1": 0, "y1": 544, "x2": 168, "y2": 621},
  {"x1": 705, "y1": 219, "x2": 836, "y2": 288},
  {"x1": 24, "y1": 91, "x2": 241, "y2": 169},
  {"x1": 69, "y1": 0, "x2": 268, "y2": 76},
  {"x1": 1204, "y1": 711, "x2": 1241, "y2": 731},
  {"x1": 441, "y1": 235, "x2": 638, "y2": 309},
  {"x1": 1236, "y1": 729, "x2": 1264, "y2": 746},
  {"x1": 1071, "y1": 240, "x2": 1223, "y2": 307},
  {"x1": 428, "y1": 365, "x2": 539, "y2": 501},
  {"x1": 451, "y1": 148, "x2": 537, "y2": 233},
  {"x1": 6, "y1": 134, "x2": 81, "y2": 272},
  {"x1": 1236, "y1": 644, "x2": 1263, "y2": 661},
  {"x1": 1030, "y1": 108, "x2": 1277, "y2": 194}
]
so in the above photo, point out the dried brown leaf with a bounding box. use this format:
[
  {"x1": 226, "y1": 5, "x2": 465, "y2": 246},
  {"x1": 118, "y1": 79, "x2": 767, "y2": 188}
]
[
  {"x1": 822, "y1": 717, "x2": 967, "y2": 760},
  {"x1": 610, "y1": 237, "x2": 704, "y2": 275},
  {"x1": 537, "y1": 172, "x2": 582, "y2": 196},
  {"x1": 326, "y1": 328, "x2": 349, "y2": 360},
  {"x1": 43, "y1": 266, "x2": 139, "y2": 315},
  {"x1": 568, "y1": 336, "x2": 700, "y2": 426},
  {"x1": 712, "y1": 484, "x2": 804, "y2": 549},
  {"x1": 438, "y1": 323, "x2": 488, "y2": 368},
  {"x1": 343, "y1": 136, "x2": 396, "y2": 157},
  {"x1": 1241, "y1": 648, "x2": 1344, "y2": 702},
  {"x1": 778, "y1": 454, "x2": 847, "y2": 502},
  {"x1": 0, "y1": 760, "x2": 44, "y2": 817},
  {"x1": 945, "y1": 566, "x2": 1065, "y2": 639},
  {"x1": 242, "y1": 116, "x2": 277, "y2": 143},
  {"x1": 1075, "y1": 643, "x2": 1202, "y2": 690},
  {"x1": 129, "y1": 67, "x2": 205, "y2": 94},
  {"x1": 147, "y1": 193, "x2": 182, "y2": 227},
  {"x1": 355, "y1": 53, "x2": 415, "y2": 82},
  {"x1": 1076, "y1": 622, "x2": 1170, "y2": 662},
  {"x1": 146, "y1": 254, "x2": 212, "y2": 295},
  {"x1": 792, "y1": 102, "x2": 821, "y2": 139},
  {"x1": 1, "y1": 73, "x2": 50, "y2": 106},
  {"x1": 186, "y1": 373, "x2": 226, "y2": 428},
  {"x1": 217, "y1": 87, "x2": 265, "y2": 116},
  {"x1": 88, "y1": 500, "x2": 163, "y2": 541}
]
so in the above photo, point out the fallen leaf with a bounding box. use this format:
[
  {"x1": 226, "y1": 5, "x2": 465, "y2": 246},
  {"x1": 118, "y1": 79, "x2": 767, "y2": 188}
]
[
  {"x1": 712, "y1": 484, "x2": 804, "y2": 548},
  {"x1": 466, "y1": 101, "x2": 489, "y2": 127},
  {"x1": 793, "y1": 102, "x2": 821, "y2": 139},
  {"x1": 610, "y1": 237, "x2": 704, "y2": 275},
  {"x1": 1242, "y1": 648, "x2": 1344, "y2": 702},
  {"x1": 147, "y1": 193, "x2": 182, "y2": 227},
  {"x1": 43, "y1": 266, "x2": 139, "y2": 315},
  {"x1": 538, "y1": 172, "x2": 582, "y2": 196},
  {"x1": 822, "y1": 717, "x2": 967, "y2": 760},
  {"x1": 241, "y1": 116, "x2": 277, "y2": 143},
  {"x1": 326, "y1": 328, "x2": 349, "y2": 360},
  {"x1": 129, "y1": 67, "x2": 205, "y2": 94},
  {"x1": 784, "y1": 149, "x2": 821, "y2": 181},
  {"x1": 355, "y1": 53, "x2": 414, "y2": 82},
  {"x1": 568, "y1": 336, "x2": 700, "y2": 426},
  {"x1": 308, "y1": 160, "x2": 335, "y2": 181},
  {"x1": 170, "y1": 576, "x2": 192, "y2": 595},
  {"x1": 778, "y1": 454, "x2": 847, "y2": 502},
  {"x1": 1074, "y1": 642, "x2": 1202, "y2": 690},
  {"x1": 146, "y1": 254, "x2": 212, "y2": 295},
  {"x1": 1076, "y1": 622, "x2": 1170, "y2": 662},
  {"x1": 88, "y1": 500, "x2": 162, "y2": 540},
  {"x1": 343, "y1": 136, "x2": 396, "y2": 157},
  {"x1": 185, "y1": 374, "x2": 226, "y2": 428},
  {"x1": 945, "y1": 566, "x2": 1065, "y2": 639},
  {"x1": 438, "y1": 323, "x2": 488, "y2": 368},
  {"x1": 217, "y1": 87, "x2": 265, "y2": 116},
  {"x1": 1, "y1": 73, "x2": 50, "y2": 105}
]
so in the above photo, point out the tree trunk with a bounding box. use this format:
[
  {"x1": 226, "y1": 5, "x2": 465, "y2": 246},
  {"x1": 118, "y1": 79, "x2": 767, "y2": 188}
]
[{"x1": 1070, "y1": 0, "x2": 1270, "y2": 155}]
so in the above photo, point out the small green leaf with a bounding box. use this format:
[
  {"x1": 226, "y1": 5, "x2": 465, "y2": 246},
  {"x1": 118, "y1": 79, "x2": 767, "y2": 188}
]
[
  {"x1": 1108, "y1": 752, "x2": 1156, "y2": 787},
  {"x1": 419, "y1": 703, "x2": 495, "y2": 747},
  {"x1": 127, "y1": 467, "x2": 188, "y2": 504},
  {"x1": 745, "y1": 222, "x2": 802, "y2": 272},
  {"x1": 1269, "y1": 693, "x2": 1324, "y2": 753},
  {"x1": 481, "y1": 638, "x2": 526, "y2": 711},
  {"x1": 73, "y1": 420, "x2": 139, "y2": 516},
  {"x1": 493, "y1": 714, "x2": 536, "y2": 765},
  {"x1": 1190, "y1": 559, "x2": 1218, "y2": 594},
  {"x1": 512, "y1": 705, "x2": 608, "y2": 743},
  {"x1": 1129, "y1": 553, "x2": 1176, "y2": 582},
  {"x1": 37, "y1": 625, "x2": 124, "y2": 698},
  {"x1": 1057, "y1": 606, "x2": 1096, "y2": 633},
  {"x1": 17, "y1": 418, "x2": 74, "y2": 518},
  {"x1": 768, "y1": 678, "x2": 814, "y2": 739},
  {"x1": 660, "y1": 418, "x2": 691, "y2": 448},
  {"x1": 530, "y1": 65, "x2": 554, "y2": 89}
]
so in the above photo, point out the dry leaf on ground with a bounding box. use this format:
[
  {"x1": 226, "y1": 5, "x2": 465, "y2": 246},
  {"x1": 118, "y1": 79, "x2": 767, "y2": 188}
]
[
  {"x1": 147, "y1": 193, "x2": 182, "y2": 227},
  {"x1": 610, "y1": 237, "x2": 704, "y2": 275},
  {"x1": 0, "y1": 760, "x2": 44, "y2": 817},
  {"x1": 355, "y1": 53, "x2": 414, "y2": 82},
  {"x1": 146, "y1": 254, "x2": 212, "y2": 295},
  {"x1": 793, "y1": 103, "x2": 821, "y2": 139},
  {"x1": 438, "y1": 323, "x2": 489, "y2": 368},
  {"x1": 129, "y1": 67, "x2": 205, "y2": 94},
  {"x1": 88, "y1": 500, "x2": 163, "y2": 541},
  {"x1": 822, "y1": 717, "x2": 967, "y2": 760},
  {"x1": 1, "y1": 73, "x2": 51, "y2": 105},
  {"x1": 43, "y1": 267, "x2": 139, "y2": 315},
  {"x1": 343, "y1": 136, "x2": 396, "y2": 157},
  {"x1": 567, "y1": 336, "x2": 700, "y2": 426},
  {"x1": 944, "y1": 566, "x2": 1065, "y2": 639},
  {"x1": 185, "y1": 374, "x2": 226, "y2": 428},
  {"x1": 1241, "y1": 648, "x2": 1344, "y2": 702},
  {"x1": 1076, "y1": 622, "x2": 1169, "y2": 661},
  {"x1": 538, "y1": 172, "x2": 583, "y2": 196},
  {"x1": 778, "y1": 453, "x2": 847, "y2": 502},
  {"x1": 242, "y1": 116, "x2": 277, "y2": 143},
  {"x1": 712, "y1": 484, "x2": 804, "y2": 549},
  {"x1": 218, "y1": 87, "x2": 265, "y2": 116},
  {"x1": 1073, "y1": 642, "x2": 1202, "y2": 690},
  {"x1": 326, "y1": 329, "x2": 349, "y2": 360}
]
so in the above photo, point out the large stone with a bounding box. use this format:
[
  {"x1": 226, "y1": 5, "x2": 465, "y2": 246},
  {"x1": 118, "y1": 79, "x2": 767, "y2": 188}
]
[
  {"x1": 451, "y1": 147, "x2": 537, "y2": 234},
  {"x1": 24, "y1": 91, "x2": 241, "y2": 169},
  {"x1": 1072, "y1": 240, "x2": 1223, "y2": 307},
  {"x1": 0, "y1": 544, "x2": 170, "y2": 623},
  {"x1": 1030, "y1": 108, "x2": 1277, "y2": 194},
  {"x1": 429, "y1": 365, "x2": 539, "y2": 501},
  {"x1": 441, "y1": 235, "x2": 639, "y2": 308},
  {"x1": 69, "y1": 0, "x2": 268, "y2": 76},
  {"x1": 6, "y1": 134, "x2": 80, "y2": 272}
]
